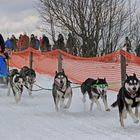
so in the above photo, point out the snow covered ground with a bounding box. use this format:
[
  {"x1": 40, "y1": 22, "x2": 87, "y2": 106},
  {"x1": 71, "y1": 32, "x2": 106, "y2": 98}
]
[{"x1": 0, "y1": 73, "x2": 140, "y2": 140}]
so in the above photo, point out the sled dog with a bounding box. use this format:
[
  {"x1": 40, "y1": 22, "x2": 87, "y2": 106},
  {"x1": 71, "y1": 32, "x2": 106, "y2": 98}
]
[
  {"x1": 52, "y1": 69, "x2": 73, "y2": 110},
  {"x1": 81, "y1": 78, "x2": 110, "y2": 111},
  {"x1": 111, "y1": 73, "x2": 140, "y2": 127},
  {"x1": 20, "y1": 66, "x2": 36, "y2": 95},
  {"x1": 7, "y1": 69, "x2": 24, "y2": 103}
]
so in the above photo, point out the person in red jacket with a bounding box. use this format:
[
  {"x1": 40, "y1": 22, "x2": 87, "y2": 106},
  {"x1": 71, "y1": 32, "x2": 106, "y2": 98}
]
[{"x1": 16, "y1": 34, "x2": 23, "y2": 51}]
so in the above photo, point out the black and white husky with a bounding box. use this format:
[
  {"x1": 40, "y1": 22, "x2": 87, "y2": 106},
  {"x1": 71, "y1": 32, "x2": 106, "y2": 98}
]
[
  {"x1": 52, "y1": 70, "x2": 73, "y2": 111},
  {"x1": 20, "y1": 66, "x2": 36, "y2": 96},
  {"x1": 111, "y1": 73, "x2": 140, "y2": 127},
  {"x1": 7, "y1": 69, "x2": 24, "y2": 103},
  {"x1": 81, "y1": 78, "x2": 110, "y2": 111}
]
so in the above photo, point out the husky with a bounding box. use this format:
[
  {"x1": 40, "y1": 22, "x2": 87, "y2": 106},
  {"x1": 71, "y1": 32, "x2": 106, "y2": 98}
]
[
  {"x1": 111, "y1": 73, "x2": 140, "y2": 127},
  {"x1": 19, "y1": 66, "x2": 36, "y2": 96},
  {"x1": 52, "y1": 69, "x2": 73, "y2": 111},
  {"x1": 81, "y1": 78, "x2": 110, "y2": 111},
  {"x1": 7, "y1": 69, "x2": 24, "y2": 103}
]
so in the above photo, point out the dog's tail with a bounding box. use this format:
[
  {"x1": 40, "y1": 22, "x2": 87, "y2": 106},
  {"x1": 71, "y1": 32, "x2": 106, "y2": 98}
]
[{"x1": 111, "y1": 100, "x2": 118, "y2": 108}]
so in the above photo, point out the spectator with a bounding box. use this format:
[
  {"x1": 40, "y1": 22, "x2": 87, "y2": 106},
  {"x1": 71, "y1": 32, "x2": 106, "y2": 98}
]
[
  {"x1": 5, "y1": 37, "x2": 11, "y2": 49},
  {"x1": 135, "y1": 44, "x2": 140, "y2": 57},
  {"x1": 16, "y1": 34, "x2": 23, "y2": 51},
  {"x1": 21, "y1": 32, "x2": 29, "y2": 50},
  {"x1": 35, "y1": 36, "x2": 40, "y2": 50},
  {"x1": 55, "y1": 34, "x2": 66, "y2": 51},
  {"x1": 30, "y1": 34, "x2": 36, "y2": 49},
  {"x1": 66, "y1": 33, "x2": 77, "y2": 55},
  {"x1": 10, "y1": 34, "x2": 17, "y2": 51},
  {"x1": 123, "y1": 37, "x2": 132, "y2": 53},
  {"x1": 39, "y1": 37, "x2": 42, "y2": 51},
  {"x1": 40, "y1": 34, "x2": 50, "y2": 51},
  {"x1": 0, "y1": 33, "x2": 5, "y2": 53}
]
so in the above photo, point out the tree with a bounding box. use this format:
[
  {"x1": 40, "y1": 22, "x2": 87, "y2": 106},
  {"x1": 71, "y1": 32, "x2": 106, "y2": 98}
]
[{"x1": 36, "y1": 0, "x2": 138, "y2": 56}]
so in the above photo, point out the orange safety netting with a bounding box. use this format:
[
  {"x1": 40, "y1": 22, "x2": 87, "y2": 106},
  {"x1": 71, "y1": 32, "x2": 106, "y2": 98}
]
[{"x1": 9, "y1": 48, "x2": 140, "y2": 91}]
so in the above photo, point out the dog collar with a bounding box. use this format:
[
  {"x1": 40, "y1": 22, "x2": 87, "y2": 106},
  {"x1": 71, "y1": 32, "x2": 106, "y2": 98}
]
[
  {"x1": 127, "y1": 88, "x2": 137, "y2": 98},
  {"x1": 54, "y1": 80, "x2": 60, "y2": 87},
  {"x1": 54, "y1": 79, "x2": 66, "y2": 92}
]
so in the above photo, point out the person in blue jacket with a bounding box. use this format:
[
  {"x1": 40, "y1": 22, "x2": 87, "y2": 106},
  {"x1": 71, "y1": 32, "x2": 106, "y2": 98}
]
[
  {"x1": 5, "y1": 37, "x2": 11, "y2": 49},
  {"x1": 0, "y1": 33, "x2": 9, "y2": 83}
]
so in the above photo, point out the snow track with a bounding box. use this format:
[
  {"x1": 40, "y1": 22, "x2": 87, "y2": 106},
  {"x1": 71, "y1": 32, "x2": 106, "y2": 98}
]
[{"x1": 0, "y1": 74, "x2": 140, "y2": 140}]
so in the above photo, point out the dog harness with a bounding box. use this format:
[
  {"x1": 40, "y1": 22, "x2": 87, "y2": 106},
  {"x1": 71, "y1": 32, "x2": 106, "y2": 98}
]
[
  {"x1": 54, "y1": 79, "x2": 69, "y2": 98},
  {"x1": 54, "y1": 80, "x2": 65, "y2": 93},
  {"x1": 125, "y1": 90, "x2": 140, "y2": 105},
  {"x1": 92, "y1": 84, "x2": 108, "y2": 88},
  {"x1": 12, "y1": 75, "x2": 24, "y2": 94},
  {"x1": 92, "y1": 84, "x2": 108, "y2": 98},
  {"x1": 127, "y1": 88, "x2": 137, "y2": 98},
  {"x1": 12, "y1": 82, "x2": 23, "y2": 95}
]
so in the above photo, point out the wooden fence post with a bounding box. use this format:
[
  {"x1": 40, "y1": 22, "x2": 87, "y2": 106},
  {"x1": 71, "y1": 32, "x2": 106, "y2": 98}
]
[
  {"x1": 29, "y1": 51, "x2": 33, "y2": 69},
  {"x1": 120, "y1": 50, "x2": 126, "y2": 86},
  {"x1": 58, "y1": 50, "x2": 62, "y2": 72}
]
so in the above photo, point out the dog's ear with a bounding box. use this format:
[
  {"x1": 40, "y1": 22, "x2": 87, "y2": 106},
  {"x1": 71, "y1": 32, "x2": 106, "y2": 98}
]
[
  {"x1": 62, "y1": 69, "x2": 65, "y2": 74},
  {"x1": 104, "y1": 78, "x2": 106, "y2": 81},
  {"x1": 133, "y1": 73, "x2": 136, "y2": 78},
  {"x1": 61, "y1": 69, "x2": 65, "y2": 75},
  {"x1": 55, "y1": 71, "x2": 57, "y2": 75},
  {"x1": 126, "y1": 74, "x2": 128, "y2": 79},
  {"x1": 14, "y1": 77, "x2": 19, "y2": 83},
  {"x1": 96, "y1": 78, "x2": 99, "y2": 83}
]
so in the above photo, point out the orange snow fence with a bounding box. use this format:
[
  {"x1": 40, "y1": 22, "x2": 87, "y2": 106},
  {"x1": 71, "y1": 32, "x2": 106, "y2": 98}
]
[{"x1": 9, "y1": 48, "x2": 140, "y2": 91}]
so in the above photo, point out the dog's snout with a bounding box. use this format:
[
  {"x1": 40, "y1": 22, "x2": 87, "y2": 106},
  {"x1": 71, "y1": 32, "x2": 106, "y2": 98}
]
[
  {"x1": 101, "y1": 90, "x2": 105, "y2": 95},
  {"x1": 133, "y1": 87, "x2": 136, "y2": 91},
  {"x1": 60, "y1": 80, "x2": 63, "y2": 84}
]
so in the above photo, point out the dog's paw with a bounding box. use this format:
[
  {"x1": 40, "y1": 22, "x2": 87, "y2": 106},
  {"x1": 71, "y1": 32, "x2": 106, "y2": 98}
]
[
  {"x1": 55, "y1": 106, "x2": 59, "y2": 111},
  {"x1": 7, "y1": 92, "x2": 10, "y2": 96},
  {"x1": 134, "y1": 119, "x2": 139, "y2": 124},
  {"x1": 82, "y1": 98, "x2": 86, "y2": 103},
  {"x1": 64, "y1": 105, "x2": 70, "y2": 109},
  {"x1": 106, "y1": 108, "x2": 111, "y2": 111},
  {"x1": 123, "y1": 113, "x2": 127, "y2": 119}
]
